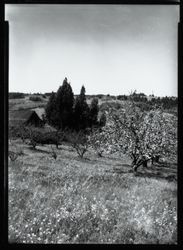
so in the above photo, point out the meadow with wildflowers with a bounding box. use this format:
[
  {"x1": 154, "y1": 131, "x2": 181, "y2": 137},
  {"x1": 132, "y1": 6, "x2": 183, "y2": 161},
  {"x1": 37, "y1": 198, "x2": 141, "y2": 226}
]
[{"x1": 8, "y1": 139, "x2": 177, "y2": 244}]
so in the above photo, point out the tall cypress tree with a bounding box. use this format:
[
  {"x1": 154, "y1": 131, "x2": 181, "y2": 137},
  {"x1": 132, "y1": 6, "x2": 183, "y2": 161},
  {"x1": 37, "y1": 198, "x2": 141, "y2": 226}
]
[
  {"x1": 56, "y1": 77, "x2": 74, "y2": 129},
  {"x1": 89, "y1": 98, "x2": 99, "y2": 127},
  {"x1": 45, "y1": 92, "x2": 59, "y2": 127},
  {"x1": 74, "y1": 85, "x2": 90, "y2": 131}
]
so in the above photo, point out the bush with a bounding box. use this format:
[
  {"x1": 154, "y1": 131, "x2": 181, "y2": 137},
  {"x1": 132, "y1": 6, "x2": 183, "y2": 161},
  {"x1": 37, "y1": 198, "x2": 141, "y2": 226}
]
[
  {"x1": 26, "y1": 127, "x2": 65, "y2": 149},
  {"x1": 117, "y1": 95, "x2": 128, "y2": 101},
  {"x1": 9, "y1": 125, "x2": 29, "y2": 141},
  {"x1": 29, "y1": 96, "x2": 42, "y2": 102}
]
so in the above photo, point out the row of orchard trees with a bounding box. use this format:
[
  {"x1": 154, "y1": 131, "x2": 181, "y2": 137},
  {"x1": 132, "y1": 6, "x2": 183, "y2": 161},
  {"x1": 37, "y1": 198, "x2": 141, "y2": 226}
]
[{"x1": 45, "y1": 77, "x2": 106, "y2": 131}]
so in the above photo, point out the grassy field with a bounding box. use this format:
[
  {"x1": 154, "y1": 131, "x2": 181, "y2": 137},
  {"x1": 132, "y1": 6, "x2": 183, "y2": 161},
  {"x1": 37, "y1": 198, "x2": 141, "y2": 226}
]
[
  {"x1": 8, "y1": 95, "x2": 123, "y2": 111},
  {"x1": 8, "y1": 139, "x2": 177, "y2": 244},
  {"x1": 9, "y1": 96, "x2": 47, "y2": 111}
]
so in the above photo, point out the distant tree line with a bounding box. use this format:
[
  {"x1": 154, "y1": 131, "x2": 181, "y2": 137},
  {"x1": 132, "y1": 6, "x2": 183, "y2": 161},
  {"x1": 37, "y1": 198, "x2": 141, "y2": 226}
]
[
  {"x1": 9, "y1": 92, "x2": 47, "y2": 99},
  {"x1": 117, "y1": 92, "x2": 177, "y2": 110},
  {"x1": 148, "y1": 96, "x2": 177, "y2": 110},
  {"x1": 45, "y1": 77, "x2": 105, "y2": 131},
  {"x1": 29, "y1": 96, "x2": 43, "y2": 102},
  {"x1": 9, "y1": 92, "x2": 25, "y2": 99}
]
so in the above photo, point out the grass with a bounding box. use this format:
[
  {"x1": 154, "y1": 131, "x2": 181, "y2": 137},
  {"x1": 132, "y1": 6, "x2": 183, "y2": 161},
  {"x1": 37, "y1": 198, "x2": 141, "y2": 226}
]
[
  {"x1": 8, "y1": 139, "x2": 177, "y2": 244},
  {"x1": 9, "y1": 96, "x2": 47, "y2": 111}
]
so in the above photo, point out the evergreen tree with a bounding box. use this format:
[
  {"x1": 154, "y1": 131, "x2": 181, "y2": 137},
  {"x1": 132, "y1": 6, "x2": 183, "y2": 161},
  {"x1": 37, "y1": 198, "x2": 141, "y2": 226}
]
[
  {"x1": 89, "y1": 98, "x2": 99, "y2": 127},
  {"x1": 56, "y1": 77, "x2": 74, "y2": 129},
  {"x1": 45, "y1": 92, "x2": 59, "y2": 127},
  {"x1": 74, "y1": 85, "x2": 90, "y2": 131}
]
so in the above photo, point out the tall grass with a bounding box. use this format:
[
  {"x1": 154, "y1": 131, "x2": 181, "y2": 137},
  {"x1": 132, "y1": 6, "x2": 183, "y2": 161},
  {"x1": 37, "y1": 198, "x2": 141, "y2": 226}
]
[{"x1": 8, "y1": 141, "x2": 177, "y2": 244}]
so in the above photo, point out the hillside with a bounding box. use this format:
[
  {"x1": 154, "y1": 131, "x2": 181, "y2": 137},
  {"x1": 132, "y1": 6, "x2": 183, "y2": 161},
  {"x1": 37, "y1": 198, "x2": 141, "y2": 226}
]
[
  {"x1": 8, "y1": 94, "x2": 177, "y2": 244},
  {"x1": 8, "y1": 139, "x2": 177, "y2": 244}
]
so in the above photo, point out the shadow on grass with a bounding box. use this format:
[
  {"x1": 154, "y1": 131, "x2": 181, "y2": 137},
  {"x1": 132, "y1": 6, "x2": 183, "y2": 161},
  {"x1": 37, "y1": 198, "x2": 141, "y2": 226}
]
[
  {"x1": 106, "y1": 164, "x2": 132, "y2": 175},
  {"x1": 153, "y1": 162, "x2": 177, "y2": 171},
  {"x1": 134, "y1": 171, "x2": 177, "y2": 182},
  {"x1": 108, "y1": 163, "x2": 177, "y2": 182},
  {"x1": 62, "y1": 154, "x2": 120, "y2": 167},
  {"x1": 29, "y1": 147, "x2": 50, "y2": 154}
]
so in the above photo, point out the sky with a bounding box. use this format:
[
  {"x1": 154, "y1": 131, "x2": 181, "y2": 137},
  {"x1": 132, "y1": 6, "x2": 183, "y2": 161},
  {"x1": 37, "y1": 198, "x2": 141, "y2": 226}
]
[{"x1": 5, "y1": 4, "x2": 179, "y2": 96}]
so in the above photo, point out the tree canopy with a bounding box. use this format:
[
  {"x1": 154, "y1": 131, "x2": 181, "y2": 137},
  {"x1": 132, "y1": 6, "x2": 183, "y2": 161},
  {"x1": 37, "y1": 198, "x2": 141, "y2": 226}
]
[
  {"x1": 74, "y1": 85, "x2": 90, "y2": 131},
  {"x1": 45, "y1": 79, "x2": 99, "y2": 131},
  {"x1": 95, "y1": 101, "x2": 177, "y2": 172}
]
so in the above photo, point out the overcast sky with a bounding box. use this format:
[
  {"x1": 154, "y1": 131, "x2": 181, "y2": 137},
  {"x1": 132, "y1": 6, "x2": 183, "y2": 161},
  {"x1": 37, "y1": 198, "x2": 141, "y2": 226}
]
[{"x1": 5, "y1": 4, "x2": 179, "y2": 96}]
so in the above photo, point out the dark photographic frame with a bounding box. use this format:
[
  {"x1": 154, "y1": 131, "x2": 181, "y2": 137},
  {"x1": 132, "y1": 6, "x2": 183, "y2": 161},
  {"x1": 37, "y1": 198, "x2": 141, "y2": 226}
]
[{"x1": 1, "y1": 0, "x2": 182, "y2": 247}]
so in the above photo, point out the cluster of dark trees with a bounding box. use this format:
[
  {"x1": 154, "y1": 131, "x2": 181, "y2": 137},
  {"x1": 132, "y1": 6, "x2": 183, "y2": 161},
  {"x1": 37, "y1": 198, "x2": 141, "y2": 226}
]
[
  {"x1": 148, "y1": 96, "x2": 177, "y2": 109},
  {"x1": 45, "y1": 78, "x2": 106, "y2": 131},
  {"x1": 32, "y1": 93, "x2": 47, "y2": 99},
  {"x1": 9, "y1": 92, "x2": 47, "y2": 99},
  {"x1": 9, "y1": 92, "x2": 25, "y2": 99},
  {"x1": 117, "y1": 92, "x2": 177, "y2": 110},
  {"x1": 29, "y1": 96, "x2": 43, "y2": 102},
  {"x1": 117, "y1": 95, "x2": 128, "y2": 101}
]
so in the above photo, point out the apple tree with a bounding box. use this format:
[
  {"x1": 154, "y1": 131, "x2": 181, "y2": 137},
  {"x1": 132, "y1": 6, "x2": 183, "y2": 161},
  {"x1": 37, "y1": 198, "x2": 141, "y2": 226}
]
[{"x1": 103, "y1": 102, "x2": 177, "y2": 172}]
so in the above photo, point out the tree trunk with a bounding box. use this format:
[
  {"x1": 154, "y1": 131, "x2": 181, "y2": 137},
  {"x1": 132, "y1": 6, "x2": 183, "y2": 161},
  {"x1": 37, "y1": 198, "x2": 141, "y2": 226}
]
[
  {"x1": 132, "y1": 157, "x2": 137, "y2": 166},
  {"x1": 132, "y1": 159, "x2": 146, "y2": 172},
  {"x1": 131, "y1": 154, "x2": 138, "y2": 172},
  {"x1": 98, "y1": 152, "x2": 102, "y2": 157},
  {"x1": 133, "y1": 164, "x2": 138, "y2": 172},
  {"x1": 151, "y1": 157, "x2": 154, "y2": 165},
  {"x1": 143, "y1": 160, "x2": 148, "y2": 168}
]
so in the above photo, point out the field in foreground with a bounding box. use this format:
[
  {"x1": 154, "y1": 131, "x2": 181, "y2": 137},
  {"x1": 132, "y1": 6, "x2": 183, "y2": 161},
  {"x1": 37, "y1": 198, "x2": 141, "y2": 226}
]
[{"x1": 8, "y1": 139, "x2": 177, "y2": 244}]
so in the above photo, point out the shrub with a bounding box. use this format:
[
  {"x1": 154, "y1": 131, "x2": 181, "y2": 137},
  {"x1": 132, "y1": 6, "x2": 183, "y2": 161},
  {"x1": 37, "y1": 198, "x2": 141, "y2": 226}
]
[
  {"x1": 117, "y1": 95, "x2": 128, "y2": 101},
  {"x1": 9, "y1": 125, "x2": 29, "y2": 141},
  {"x1": 29, "y1": 96, "x2": 42, "y2": 102},
  {"x1": 26, "y1": 127, "x2": 65, "y2": 149}
]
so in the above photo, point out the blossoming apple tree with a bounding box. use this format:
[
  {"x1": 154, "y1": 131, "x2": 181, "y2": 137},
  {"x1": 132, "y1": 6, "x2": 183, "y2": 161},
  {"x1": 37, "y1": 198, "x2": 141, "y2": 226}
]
[{"x1": 90, "y1": 101, "x2": 177, "y2": 172}]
